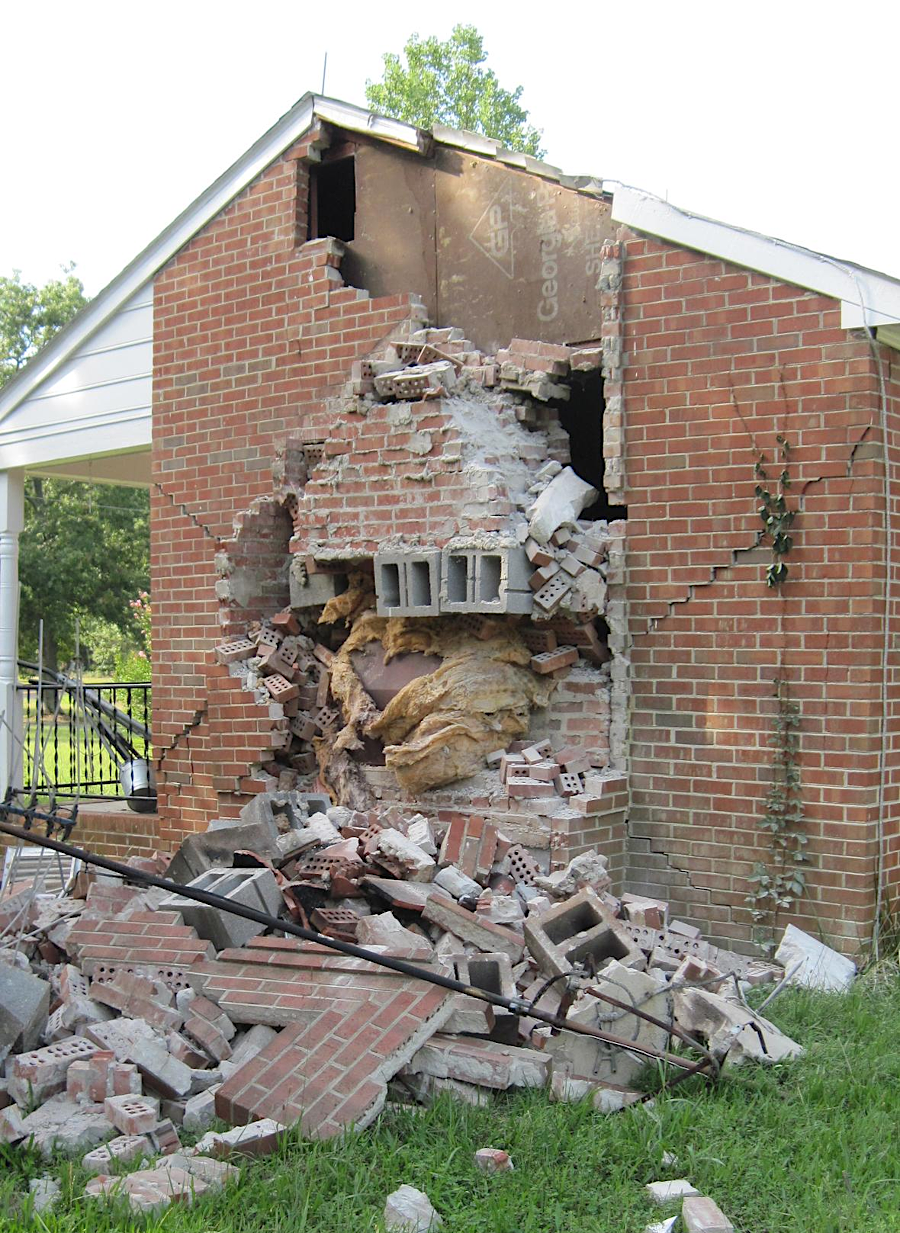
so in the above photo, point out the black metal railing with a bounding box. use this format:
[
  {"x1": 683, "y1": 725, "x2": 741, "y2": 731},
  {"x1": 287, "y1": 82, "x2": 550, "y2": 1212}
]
[{"x1": 17, "y1": 679, "x2": 152, "y2": 799}]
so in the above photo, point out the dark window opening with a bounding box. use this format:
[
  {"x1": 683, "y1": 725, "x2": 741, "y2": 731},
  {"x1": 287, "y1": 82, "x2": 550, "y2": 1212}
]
[
  {"x1": 308, "y1": 156, "x2": 356, "y2": 242},
  {"x1": 558, "y1": 370, "x2": 627, "y2": 521}
]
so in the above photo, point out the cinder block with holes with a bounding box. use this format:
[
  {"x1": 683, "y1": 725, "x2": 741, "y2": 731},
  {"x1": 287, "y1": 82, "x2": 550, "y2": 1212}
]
[
  {"x1": 524, "y1": 889, "x2": 643, "y2": 978},
  {"x1": 374, "y1": 549, "x2": 442, "y2": 617},
  {"x1": 439, "y1": 544, "x2": 532, "y2": 615},
  {"x1": 159, "y1": 868, "x2": 281, "y2": 951}
]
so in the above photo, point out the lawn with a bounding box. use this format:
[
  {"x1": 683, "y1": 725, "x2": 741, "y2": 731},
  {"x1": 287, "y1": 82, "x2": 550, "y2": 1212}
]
[{"x1": 1, "y1": 968, "x2": 898, "y2": 1232}]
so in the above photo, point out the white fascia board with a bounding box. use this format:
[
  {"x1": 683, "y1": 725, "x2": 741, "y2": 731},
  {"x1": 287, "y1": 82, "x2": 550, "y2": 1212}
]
[
  {"x1": 612, "y1": 186, "x2": 900, "y2": 333},
  {"x1": 0, "y1": 405, "x2": 150, "y2": 471},
  {"x1": 314, "y1": 98, "x2": 427, "y2": 152}
]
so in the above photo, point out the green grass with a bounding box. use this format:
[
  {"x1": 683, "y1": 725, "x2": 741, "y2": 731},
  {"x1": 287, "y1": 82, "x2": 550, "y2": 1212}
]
[{"x1": 2, "y1": 973, "x2": 899, "y2": 1232}]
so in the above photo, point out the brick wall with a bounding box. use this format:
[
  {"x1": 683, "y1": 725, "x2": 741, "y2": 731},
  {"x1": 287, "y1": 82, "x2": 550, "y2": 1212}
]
[
  {"x1": 621, "y1": 231, "x2": 888, "y2": 951},
  {"x1": 152, "y1": 135, "x2": 421, "y2": 845},
  {"x1": 882, "y1": 348, "x2": 900, "y2": 916}
]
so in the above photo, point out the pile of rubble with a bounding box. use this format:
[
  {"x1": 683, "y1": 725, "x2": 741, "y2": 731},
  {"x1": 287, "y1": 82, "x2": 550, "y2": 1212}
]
[{"x1": 0, "y1": 798, "x2": 852, "y2": 1215}]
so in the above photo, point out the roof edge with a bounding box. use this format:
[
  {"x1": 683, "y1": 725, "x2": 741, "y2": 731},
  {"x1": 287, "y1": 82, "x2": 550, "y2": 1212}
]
[{"x1": 611, "y1": 185, "x2": 900, "y2": 332}]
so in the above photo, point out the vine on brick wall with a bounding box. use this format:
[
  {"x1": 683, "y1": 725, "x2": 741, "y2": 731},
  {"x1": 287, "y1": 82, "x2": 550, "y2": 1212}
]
[
  {"x1": 747, "y1": 676, "x2": 809, "y2": 923},
  {"x1": 755, "y1": 435, "x2": 796, "y2": 588},
  {"x1": 746, "y1": 435, "x2": 809, "y2": 928}
]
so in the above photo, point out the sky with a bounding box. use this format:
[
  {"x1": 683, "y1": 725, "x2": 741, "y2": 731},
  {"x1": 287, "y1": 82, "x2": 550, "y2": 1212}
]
[{"x1": 2, "y1": 0, "x2": 898, "y2": 297}]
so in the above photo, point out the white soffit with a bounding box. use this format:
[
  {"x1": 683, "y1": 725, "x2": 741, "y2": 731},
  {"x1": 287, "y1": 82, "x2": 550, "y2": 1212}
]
[{"x1": 611, "y1": 186, "x2": 900, "y2": 339}]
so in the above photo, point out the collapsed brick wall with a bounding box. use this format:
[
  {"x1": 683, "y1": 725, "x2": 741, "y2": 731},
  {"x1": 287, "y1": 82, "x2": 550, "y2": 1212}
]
[
  {"x1": 151, "y1": 134, "x2": 422, "y2": 845},
  {"x1": 621, "y1": 231, "x2": 890, "y2": 951}
]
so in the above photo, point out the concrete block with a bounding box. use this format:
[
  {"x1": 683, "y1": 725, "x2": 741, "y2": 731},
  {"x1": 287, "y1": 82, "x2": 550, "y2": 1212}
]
[
  {"x1": 0, "y1": 966, "x2": 50, "y2": 1058},
  {"x1": 165, "y1": 821, "x2": 280, "y2": 885},
  {"x1": 28, "y1": 1177, "x2": 61, "y2": 1211},
  {"x1": 160, "y1": 867, "x2": 281, "y2": 950},
  {"x1": 439, "y1": 543, "x2": 531, "y2": 614},
  {"x1": 524, "y1": 889, "x2": 641, "y2": 978},
  {"x1": 375, "y1": 549, "x2": 442, "y2": 617},
  {"x1": 153, "y1": 1152, "x2": 240, "y2": 1190},
  {"x1": 193, "y1": 1117, "x2": 287, "y2": 1158}
]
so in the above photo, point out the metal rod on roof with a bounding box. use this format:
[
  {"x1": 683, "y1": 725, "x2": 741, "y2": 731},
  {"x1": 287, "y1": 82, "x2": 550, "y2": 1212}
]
[{"x1": 0, "y1": 811, "x2": 719, "y2": 1083}]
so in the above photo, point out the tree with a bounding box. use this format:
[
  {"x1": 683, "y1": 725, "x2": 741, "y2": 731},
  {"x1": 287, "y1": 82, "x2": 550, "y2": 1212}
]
[
  {"x1": 18, "y1": 479, "x2": 150, "y2": 671},
  {"x1": 366, "y1": 25, "x2": 544, "y2": 158},
  {"x1": 1, "y1": 269, "x2": 151, "y2": 671},
  {"x1": 0, "y1": 268, "x2": 88, "y2": 387}
]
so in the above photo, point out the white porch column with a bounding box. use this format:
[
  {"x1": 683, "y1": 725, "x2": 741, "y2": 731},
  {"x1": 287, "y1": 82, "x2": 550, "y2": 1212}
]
[{"x1": 0, "y1": 470, "x2": 25, "y2": 796}]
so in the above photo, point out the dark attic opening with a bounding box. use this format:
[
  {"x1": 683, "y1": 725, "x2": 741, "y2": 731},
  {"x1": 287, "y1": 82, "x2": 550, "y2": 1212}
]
[
  {"x1": 308, "y1": 152, "x2": 356, "y2": 243},
  {"x1": 557, "y1": 370, "x2": 627, "y2": 522}
]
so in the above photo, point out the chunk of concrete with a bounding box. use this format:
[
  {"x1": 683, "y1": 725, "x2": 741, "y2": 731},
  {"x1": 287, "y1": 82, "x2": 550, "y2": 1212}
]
[
  {"x1": 422, "y1": 895, "x2": 524, "y2": 961},
  {"x1": 29, "y1": 1177, "x2": 61, "y2": 1212},
  {"x1": 356, "y1": 913, "x2": 434, "y2": 960},
  {"x1": 0, "y1": 965, "x2": 50, "y2": 1058},
  {"x1": 774, "y1": 924, "x2": 856, "y2": 992},
  {"x1": 129, "y1": 1039, "x2": 194, "y2": 1099},
  {"x1": 541, "y1": 961, "x2": 670, "y2": 1087},
  {"x1": 646, "y1": 1179, "x2": 699, "y2": 1204},
  {"x1": 384, "y1": 1184, "x2": 442, "y2": 1232},
  {"x1": 193, "y1": 1117, "x2": 287, "y2": 1158},
  {"x1": 527, "y1": 467, "x2": 598, "y2": 545},
  {"x1": 674, "y1": 988, "x2": 803, "y2": 1065},
  {"x1": 20, "y1": 1094, "x2": 115, "y2": 1158},
  {"x1": 153, "y1": 1152, "x2": 240, "y2": 1190},
  {"x1": 373, "y1": 829, "x2": 436, "y2": 882},
  {"x1": 183, "y1": 1087, "x2": 220, "y2": 1132}
]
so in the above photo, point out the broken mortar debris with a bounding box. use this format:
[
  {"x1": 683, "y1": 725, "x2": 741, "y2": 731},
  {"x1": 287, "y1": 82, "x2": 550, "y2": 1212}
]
[{"x1": 0, "y1": 789, "x2": 805, "y2": 1192}]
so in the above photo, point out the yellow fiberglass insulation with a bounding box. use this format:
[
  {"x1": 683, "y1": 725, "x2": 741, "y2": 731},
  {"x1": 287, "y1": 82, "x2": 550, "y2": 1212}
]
[{"x1": 327, "y1": 611, "x2": 555, "y2": 795}]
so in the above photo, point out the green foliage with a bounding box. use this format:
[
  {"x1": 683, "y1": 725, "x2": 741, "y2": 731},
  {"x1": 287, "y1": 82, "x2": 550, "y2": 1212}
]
[
  {"x1": 366, "y1": 25, "x2": 544, "y2": 157},
  {"x1": 755, "y1": 434, "x2": 796, "y2": 588},
  {"x1": 0, "y1": 268, "x2": 87, "y2": 388},
  {"x1": 748, "y1": 436, "x2": 808, "y2": 930},
  {"x1": 19, "y1": 480, "x2": 150, "y2": 670},
  {"x1": 747, "y1": 676, "x2": 809, "y2": 927}
]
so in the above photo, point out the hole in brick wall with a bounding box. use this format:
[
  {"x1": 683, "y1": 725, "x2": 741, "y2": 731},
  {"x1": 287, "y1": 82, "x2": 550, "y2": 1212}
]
[
  {"x1": 558, "y1": 370, "x2": 627, "y2": 521},
  {"x1": 479, "y1": 555, "x2": 502, "y2": 603},
  {"x1": 308, "y1": 155, "x2": 356, "y2": 243},
  {"x1": 447, "y1": 555, "x2": 469, "y2": 604},
  {"x1": 409, "y1": 560, "x2": 433, "y2": 608},
  {"x1": 379, "y1": 563, "x2": 401, "y2": 608}
]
